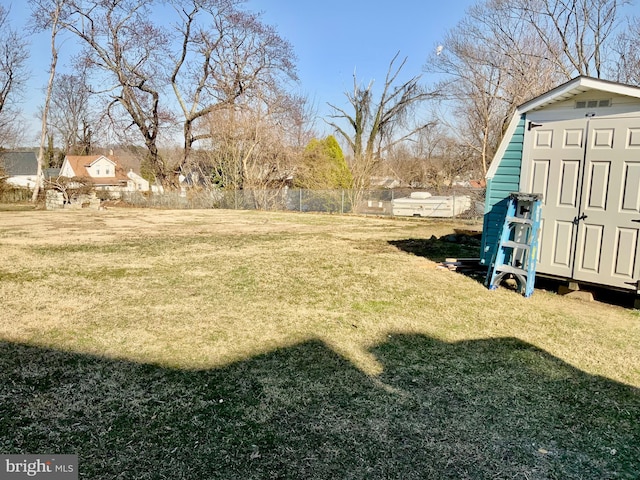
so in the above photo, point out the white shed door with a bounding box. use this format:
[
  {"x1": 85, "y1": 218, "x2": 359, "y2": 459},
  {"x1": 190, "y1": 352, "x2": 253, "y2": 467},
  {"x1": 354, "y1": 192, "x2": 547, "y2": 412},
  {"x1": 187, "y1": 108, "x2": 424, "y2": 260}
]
[
  {"x1": 573, "y1": 117, "x2": 640, "y2": 288},
  {"x1": 525, "y1": 116, "x2": 640, "y2": 290}
]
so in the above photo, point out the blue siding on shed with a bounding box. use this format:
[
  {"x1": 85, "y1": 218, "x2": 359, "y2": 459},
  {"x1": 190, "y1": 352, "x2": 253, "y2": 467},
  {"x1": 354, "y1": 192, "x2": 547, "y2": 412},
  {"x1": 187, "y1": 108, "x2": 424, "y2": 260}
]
[{"x1": 480, "y1": 115, "x2": 526, "y2": 265}]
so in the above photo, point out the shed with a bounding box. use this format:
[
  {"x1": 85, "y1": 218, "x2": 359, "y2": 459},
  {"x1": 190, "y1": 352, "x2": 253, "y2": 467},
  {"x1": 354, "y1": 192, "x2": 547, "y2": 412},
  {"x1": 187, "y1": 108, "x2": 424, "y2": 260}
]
[{"x1": 481, "y1": 76, "x2": 640, "y2": 292}]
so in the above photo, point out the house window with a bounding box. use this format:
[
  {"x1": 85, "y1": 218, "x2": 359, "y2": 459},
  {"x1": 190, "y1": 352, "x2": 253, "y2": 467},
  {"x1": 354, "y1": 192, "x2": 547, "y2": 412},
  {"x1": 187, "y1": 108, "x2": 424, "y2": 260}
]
[
  {"x1": 106, "y1": 168, "x2": 110, "y2": 175},
  {"x1": 96, "y1": 168, "x2": 100, "y2": 175}
]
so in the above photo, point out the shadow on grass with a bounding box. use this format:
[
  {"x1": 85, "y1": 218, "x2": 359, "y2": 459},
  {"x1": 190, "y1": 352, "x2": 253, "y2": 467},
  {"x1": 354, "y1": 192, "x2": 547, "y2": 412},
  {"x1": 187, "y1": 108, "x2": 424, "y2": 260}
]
[
  {"x1": 1, "y1": 336, "x2": 638, "y2": 479},
  {"x1": 389, "y1": 238, "x2": 639, "y2": 307},
  {"x1": 389, "y1": 237, "x2": 488, "y2": 286},
  {"x1": 389, "y1": 236, "x2": 482, "y2": 264}
]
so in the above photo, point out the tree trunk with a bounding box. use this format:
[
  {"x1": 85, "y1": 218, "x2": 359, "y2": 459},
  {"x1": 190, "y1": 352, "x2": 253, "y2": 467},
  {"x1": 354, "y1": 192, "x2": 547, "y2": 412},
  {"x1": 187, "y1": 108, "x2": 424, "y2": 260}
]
[
  {"x1": 32, "y1": 10, "x2": 59, "y2": 203},
  {"x1": 182, "y1": 117, "x2": 194, "y2": 175}
]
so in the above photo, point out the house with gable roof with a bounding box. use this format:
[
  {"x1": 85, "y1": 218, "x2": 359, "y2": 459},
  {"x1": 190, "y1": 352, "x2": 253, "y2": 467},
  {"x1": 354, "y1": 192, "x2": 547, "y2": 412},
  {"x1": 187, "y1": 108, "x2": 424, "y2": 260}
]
[{"x1": 60, "y1": 154, "x2": 149, "y2": 193}]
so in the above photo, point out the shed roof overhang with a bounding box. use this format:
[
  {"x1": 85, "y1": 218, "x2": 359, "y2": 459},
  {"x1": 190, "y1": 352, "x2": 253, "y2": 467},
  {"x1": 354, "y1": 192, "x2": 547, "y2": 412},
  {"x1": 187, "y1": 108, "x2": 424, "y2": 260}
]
[{"x1": 517, "y1": 76, "x2": 640, "y2": 113}]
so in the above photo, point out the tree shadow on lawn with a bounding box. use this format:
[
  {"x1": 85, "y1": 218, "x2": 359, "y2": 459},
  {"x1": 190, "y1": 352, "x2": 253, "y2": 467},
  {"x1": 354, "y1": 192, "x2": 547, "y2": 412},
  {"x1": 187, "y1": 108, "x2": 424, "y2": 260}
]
[{"x1": 1, "y1": 335, "x2": 638, "y2": 479}]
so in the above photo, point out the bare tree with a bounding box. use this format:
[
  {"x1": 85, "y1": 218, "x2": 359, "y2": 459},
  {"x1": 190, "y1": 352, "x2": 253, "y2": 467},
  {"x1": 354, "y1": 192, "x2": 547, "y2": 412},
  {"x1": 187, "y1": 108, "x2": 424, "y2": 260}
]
[
  {"x1": 201, "y1": 96, "x2": 300, "y2": 203},
  {"x1": 427, "y1": 0, "x2": 628, "y2": 178},
  {"x1": 29, "y1": 0, "x2": 68, "y2": 202},
  {"x1": 383, "y1": 144, "x2": 425, "y2": 188},
  {"x1": 384, "y1": 123, "x2": 478, "y2": 191},
  {"x1": 610, "y1": 15, "x2": 640, "y2": 85},
  {"x1": 48, "y1": 73, "x2": 94, "y2": 155},
  {"x1": 169, "y1": 0, "x2": 297, "y2": 175},
  {"x1": 0, "y1": 5, "x2": 29, "y2": 148},
  {"x1": 435, "y1": 46, "x2": 506, "y2": 177},
  {"x1": 198, "y1": 86, "x2": 311, "y2": 193},
  {"x1": 63, "y1": 0, "x2": 174, "y2": 186},
  {"x1": 327, "y1": 53, "x2": 434, "y2": 206},
  {"x1": 384, "y1": 124, "x2": 459, "y2": 189},
  {"x1": 428, "y1": 0, "x2": 564, "y2": 175},
  {"x1": 508, "y1": 0, "x2": 628, "y2": 78}
]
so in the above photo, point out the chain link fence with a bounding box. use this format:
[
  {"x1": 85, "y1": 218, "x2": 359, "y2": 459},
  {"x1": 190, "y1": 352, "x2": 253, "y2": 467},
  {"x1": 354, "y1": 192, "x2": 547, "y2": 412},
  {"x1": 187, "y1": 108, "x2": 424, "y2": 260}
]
[{"x1": 120, "y1": 187, "x2": 485, "y2": 220}]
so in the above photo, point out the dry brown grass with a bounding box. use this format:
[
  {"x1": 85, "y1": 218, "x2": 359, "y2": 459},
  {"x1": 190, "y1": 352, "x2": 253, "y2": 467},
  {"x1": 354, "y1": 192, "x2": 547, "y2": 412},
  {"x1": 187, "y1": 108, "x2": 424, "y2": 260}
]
[
  {"x1": 1, "y1": 208, "x2": 638, "y2": 386},
  {"x1": 1, "y1": 208, "x2": 639, "y2": 478}
]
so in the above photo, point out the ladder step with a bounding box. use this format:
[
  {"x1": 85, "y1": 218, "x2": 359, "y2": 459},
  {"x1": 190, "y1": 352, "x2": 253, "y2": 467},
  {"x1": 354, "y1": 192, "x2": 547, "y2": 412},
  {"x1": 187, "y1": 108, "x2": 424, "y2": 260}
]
[
  {"x1": 506, "y1": 216, "x2": 533, "y2": 225},
  {"x1": 502, "y1": 240, "x2": 530, "y2": 250},
  {"x1": 493, "y1": 264, "x2": 529, "y2": 276}
]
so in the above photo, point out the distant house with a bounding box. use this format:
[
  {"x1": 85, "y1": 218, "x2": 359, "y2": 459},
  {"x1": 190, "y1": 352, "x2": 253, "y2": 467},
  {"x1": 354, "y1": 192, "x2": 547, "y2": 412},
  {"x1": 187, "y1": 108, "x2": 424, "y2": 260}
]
[
  {"x1": 126, "y1": 169, "x2": 150, "y2": 192},
  {"x1": 0, "y1": 151, "x2": 38, "y2": 188},
  {"x1": 60, "y1": 154, "x2": 149, "y2": 193},
  {"x1": 45, "y1": 168, "x2": 61, "y2": 179}
]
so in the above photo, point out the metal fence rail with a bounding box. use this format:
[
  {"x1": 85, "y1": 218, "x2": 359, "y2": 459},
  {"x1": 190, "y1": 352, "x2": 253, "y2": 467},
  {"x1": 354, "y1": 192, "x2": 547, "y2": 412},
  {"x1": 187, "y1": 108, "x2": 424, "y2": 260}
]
[{"x1": 120, "y1": 187, "x2": 486, "y2": 220}]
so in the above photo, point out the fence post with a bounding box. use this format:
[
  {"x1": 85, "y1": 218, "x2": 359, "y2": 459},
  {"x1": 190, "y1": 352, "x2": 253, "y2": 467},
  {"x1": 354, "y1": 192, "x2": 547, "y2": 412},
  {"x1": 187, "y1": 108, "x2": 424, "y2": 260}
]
[
  {"x1": 299, "y1": 189, "x2": 302, "y2": 212},
  {"x1": 391, "y1": 189, "x2": 395, "y2": 217},
  {"x1": 453, "y1": 194, "x2": 456, "y2": 219},
  {"x1": 341, "y1": 190, "x2": 344, "y2": 214}
]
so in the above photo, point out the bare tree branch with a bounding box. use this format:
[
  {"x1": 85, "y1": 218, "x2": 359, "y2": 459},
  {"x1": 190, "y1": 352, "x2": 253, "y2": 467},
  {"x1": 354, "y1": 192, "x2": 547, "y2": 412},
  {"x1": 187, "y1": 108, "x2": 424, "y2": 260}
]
[
  {"x1": 168, "y1": 0, "x2": 297, "y2": 175},
  {"x1": 327, "y1": 53, "x2": 434, "y2": 205},
  {"x1": 0, "y1": 5, "x2": 29, "y2": 148}
]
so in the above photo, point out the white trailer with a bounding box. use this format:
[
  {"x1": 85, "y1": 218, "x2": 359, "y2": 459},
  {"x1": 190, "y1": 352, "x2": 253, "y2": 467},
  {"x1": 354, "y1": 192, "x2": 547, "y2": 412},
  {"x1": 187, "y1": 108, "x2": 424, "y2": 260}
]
[{"x1": 392, "y1": 192, "x2": 471, "y2": 218}]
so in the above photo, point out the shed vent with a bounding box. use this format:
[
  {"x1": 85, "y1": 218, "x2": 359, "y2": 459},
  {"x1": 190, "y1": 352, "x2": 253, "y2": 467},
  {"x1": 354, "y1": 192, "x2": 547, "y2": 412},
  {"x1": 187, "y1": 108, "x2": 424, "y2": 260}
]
[{"x1": 576, "y1": 99, "x2": 611, "y2": 109}]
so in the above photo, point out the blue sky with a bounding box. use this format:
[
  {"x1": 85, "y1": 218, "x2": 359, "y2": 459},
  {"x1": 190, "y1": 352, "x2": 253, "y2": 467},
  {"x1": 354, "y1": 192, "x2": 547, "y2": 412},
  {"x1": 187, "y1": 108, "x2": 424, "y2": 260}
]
[
  {"x1": 3, "y1": 0, "x2": 476, "y2": 143},
  {"x1": 248, "y1": 1, "x2": 476, "y2": 112}
]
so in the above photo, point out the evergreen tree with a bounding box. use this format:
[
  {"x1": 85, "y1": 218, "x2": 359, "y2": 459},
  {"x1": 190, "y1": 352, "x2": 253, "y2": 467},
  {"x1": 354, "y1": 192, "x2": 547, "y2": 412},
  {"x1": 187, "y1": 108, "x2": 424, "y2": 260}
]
[{"x1": 296, "y1": 135, "x2": 352, "y2": 189}]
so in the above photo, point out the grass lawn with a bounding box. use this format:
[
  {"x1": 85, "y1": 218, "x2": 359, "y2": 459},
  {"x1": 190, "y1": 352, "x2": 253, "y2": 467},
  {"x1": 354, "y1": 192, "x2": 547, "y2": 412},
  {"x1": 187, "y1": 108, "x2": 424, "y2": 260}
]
[{"x1": 0, "y1": 208, "x2": 638, "y2": 479}]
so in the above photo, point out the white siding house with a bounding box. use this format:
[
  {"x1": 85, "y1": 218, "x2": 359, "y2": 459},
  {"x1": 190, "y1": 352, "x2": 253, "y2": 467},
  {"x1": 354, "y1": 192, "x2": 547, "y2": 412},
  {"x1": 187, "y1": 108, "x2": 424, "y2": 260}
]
[
  {"x1": 126, "y1": 170, "x2": 150, "y2": 191},
  {"x1": 1, "y1": 152, "x2": 38, "y2": 188}
]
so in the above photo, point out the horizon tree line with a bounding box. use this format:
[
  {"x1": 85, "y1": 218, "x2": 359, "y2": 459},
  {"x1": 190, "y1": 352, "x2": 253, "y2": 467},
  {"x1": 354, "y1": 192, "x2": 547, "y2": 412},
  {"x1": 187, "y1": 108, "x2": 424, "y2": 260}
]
[{"x1": 0, "y1": 0, "x2": 638, "y2": 199}]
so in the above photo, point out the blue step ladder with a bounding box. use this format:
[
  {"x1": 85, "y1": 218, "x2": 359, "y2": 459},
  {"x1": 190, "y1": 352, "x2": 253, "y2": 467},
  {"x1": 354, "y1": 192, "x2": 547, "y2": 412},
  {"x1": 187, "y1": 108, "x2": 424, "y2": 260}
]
[{"x1": 486, "y1": 193, "x2": 542, "y2": 297}]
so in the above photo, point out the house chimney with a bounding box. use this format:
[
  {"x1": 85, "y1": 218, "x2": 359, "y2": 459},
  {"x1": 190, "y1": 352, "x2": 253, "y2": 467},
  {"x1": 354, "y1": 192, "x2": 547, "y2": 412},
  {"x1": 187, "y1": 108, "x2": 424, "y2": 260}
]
[{"x1": 109, "y1": 149, "x2": 113, "y2": 156}]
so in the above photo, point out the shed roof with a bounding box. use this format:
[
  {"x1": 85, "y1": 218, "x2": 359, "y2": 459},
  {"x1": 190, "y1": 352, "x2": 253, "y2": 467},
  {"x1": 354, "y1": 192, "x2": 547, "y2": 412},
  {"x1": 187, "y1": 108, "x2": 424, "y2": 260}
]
[
  {"x1": 517, "y1": 76, "x2": 640, "y2": 113},
  {"x1": 0, "y1": 151, "x2": 37, "y2": 176}
]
